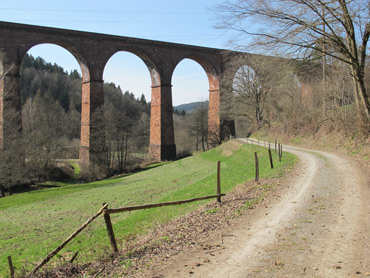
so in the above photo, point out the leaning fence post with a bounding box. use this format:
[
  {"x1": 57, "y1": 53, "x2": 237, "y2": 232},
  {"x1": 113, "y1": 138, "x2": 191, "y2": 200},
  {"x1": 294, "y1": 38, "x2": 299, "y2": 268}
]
[
  {"x1": 254, "y1": 152, "x2": 259, "y2": 181},
  {"x1": 268, "y1": 149, "x2": 274, "y2": 169},
  {"x1": 103, "y1": 204, "x2": 118, "y2": 252},
  {"x1": 217, "y1": 161, "x2": 221, "y2": 202},
  {"x1": 8, "y1": 256, "x2": 15, "y2": 278}
]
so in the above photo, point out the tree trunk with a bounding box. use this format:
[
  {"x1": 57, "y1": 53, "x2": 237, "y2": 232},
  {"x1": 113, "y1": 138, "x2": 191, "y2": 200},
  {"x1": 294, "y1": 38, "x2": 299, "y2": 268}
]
[
  {"x1": 123, "y1": 132, "x2": 128, "y2": 170},
  {"x1": 357, "y1": 80, "x2": 370, "y2": 132},
  {"x1": 350, "y1": 66, "x2": 370, "y2": 132},
  {"x1": 110, "y1": 143, "x2": 115, "y2": 169},
  {"x1": 201, "y1": 135, "x2": 205, "y2": 152}
]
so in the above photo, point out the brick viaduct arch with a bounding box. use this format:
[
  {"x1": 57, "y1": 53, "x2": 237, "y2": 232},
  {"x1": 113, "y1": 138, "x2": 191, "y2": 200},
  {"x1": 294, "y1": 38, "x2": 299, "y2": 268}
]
[
  {"x1": 0, "y1": 21, "x2": 310, "y2": 168},
  {"x1": 0, "y1": 21, "x2": 238, "y2": 167}
]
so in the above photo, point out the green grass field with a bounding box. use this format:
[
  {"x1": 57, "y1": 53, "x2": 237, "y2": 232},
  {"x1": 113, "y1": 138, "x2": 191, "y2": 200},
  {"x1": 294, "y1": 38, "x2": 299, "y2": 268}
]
[{"x1": 0, "y1": 140, "x2": 296, "y2": 277}]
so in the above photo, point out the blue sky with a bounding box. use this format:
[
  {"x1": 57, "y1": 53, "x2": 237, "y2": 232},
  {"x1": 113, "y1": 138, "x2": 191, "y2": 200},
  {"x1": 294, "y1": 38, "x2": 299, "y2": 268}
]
[{"x1": 1, "y1": 0, "x2": 237, "y2": 105}]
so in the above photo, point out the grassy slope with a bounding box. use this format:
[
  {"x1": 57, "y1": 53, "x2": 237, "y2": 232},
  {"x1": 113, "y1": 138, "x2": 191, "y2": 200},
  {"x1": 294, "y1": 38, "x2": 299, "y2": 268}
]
[{"x1": 0, "y1": 140, "x2": 296, "y2": 276}]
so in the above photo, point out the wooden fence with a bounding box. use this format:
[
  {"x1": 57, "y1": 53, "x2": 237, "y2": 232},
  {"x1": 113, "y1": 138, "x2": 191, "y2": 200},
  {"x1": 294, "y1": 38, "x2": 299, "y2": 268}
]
[
  {"x1": 27, "y1": 160, "x2": 225, "y2": 276},
  {"x1": 8, "y1": 138, "x2": 283, "y2": 277},
  {"x1": 245, "y1": 138, "x2": 283, "y2": 181}
]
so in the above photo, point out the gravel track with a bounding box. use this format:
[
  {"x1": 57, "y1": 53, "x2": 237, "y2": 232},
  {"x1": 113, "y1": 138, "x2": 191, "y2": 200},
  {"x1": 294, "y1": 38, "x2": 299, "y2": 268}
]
[{"x1": 158, "y1": 140, "x2": 370, "y2": 278}]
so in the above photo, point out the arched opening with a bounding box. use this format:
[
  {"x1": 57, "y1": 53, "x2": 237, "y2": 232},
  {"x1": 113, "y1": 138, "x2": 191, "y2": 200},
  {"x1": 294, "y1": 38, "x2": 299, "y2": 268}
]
[
  {"x1": 172, "y1": 58, "x2": 210, "y2": 155},
  {"x1": 18, "y1": 43, "x2": 83, "y2": 181},
  {"x1": 103, "y1": 51, "x2": 152, "y2": 173},
  {"x1": 232, "y1": 59, "x2": 302, "y2": 136},
  {"x1": 232, "y1": 64, "x2": 262, "y2": 136}
]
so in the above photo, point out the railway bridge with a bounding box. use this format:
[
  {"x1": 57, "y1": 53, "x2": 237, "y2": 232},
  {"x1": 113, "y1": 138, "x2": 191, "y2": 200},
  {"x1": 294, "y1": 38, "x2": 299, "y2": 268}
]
[{"x1": 0, "y1": 21, "x2": 308, "y2": 166}]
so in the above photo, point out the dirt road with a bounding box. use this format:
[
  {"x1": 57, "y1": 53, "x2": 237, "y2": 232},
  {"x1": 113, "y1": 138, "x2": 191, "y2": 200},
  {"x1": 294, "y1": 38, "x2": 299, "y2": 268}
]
[{"x1": 159, "y1": 141, "x2": 370, "y2": 277}]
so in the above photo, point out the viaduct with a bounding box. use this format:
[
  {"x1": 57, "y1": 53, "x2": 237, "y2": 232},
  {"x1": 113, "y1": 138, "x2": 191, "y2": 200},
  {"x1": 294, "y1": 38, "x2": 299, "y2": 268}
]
[{"x1": 0, "y1": 21, "x2": 308, "y2": 167}]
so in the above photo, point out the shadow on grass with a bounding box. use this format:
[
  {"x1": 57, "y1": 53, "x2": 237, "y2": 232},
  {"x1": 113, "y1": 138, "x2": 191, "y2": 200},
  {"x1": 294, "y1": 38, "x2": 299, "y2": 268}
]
[
  {"x1": 1, "y1": 161, "x2": 171, "y2": 198},
  {"x1": 3, "y1": 183, "x2": 62, "y2": 196}
]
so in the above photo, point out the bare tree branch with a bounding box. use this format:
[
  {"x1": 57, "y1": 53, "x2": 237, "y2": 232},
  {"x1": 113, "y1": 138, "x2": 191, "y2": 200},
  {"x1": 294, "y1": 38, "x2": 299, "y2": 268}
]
[{"x1": 215, "y1": 0, "x2": 370, "y2": 131}]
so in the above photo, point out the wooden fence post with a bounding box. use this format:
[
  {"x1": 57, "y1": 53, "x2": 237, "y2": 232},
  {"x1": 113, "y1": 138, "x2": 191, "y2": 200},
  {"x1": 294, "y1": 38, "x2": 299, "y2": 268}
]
[
  {"x1": 8, "y1": 256, "x2": 14, "y2": 278},
  {"x1": 217, "y1": 161, "x2": 221, "y2": 202},
  {"x1": 268, "y1": 149, "x2": 274, "y2": 169},
  {"x1": 254, "y1": 152, "x2": 259, "y2": 181},
  {"x1": 103, "y1": 204, "x2": 118, "y2": 253},
  {"x1": 279, "y1": 144, "x2": 282, "y2": 162},
  {"x1": 275, "y1": 140, "x2": 277, "y2": 153},
  {"x1": 280, "y1": 145, "x2": 283, "y2": 158}
]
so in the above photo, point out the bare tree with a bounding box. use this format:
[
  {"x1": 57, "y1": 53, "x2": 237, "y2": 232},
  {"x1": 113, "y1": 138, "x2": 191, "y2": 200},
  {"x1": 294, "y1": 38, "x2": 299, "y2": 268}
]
[
  {"x1": 231, "y1": 56, "x2": 300, "y2": 132},
  {"x1": 190, "y1": 101, "x2": 209, "y2": 151},
  {"x1": 0, "y1": 109, "x2": 25, "y2": 196},
  {"x1": 233, "y1": 64, "x2": 268, "y2": 130},
  {"x1": 325, "y1": 62, "x2": 356, "y2": 133},
  {"x1": 215, "y1": 0, "x2": 370, "y2": 132},
  {"x1": 104, "y1": 86, "x2": 149, "y2": 175},
  {"x1": 23, "y1": 90, "x2": 68, "y2": 181},
  {"x1": 174, "y1": 112, "x2": 193, "y2": 156},
  {"x1": 0, "y1": 64, "x2": 26, "y2": 196}
]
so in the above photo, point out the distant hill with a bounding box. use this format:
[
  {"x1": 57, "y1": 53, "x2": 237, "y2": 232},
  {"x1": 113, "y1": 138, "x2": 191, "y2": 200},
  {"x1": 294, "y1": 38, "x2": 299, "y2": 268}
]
[{"x1": 174, "y1": 101, "x2": 208, "y2": 113}]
